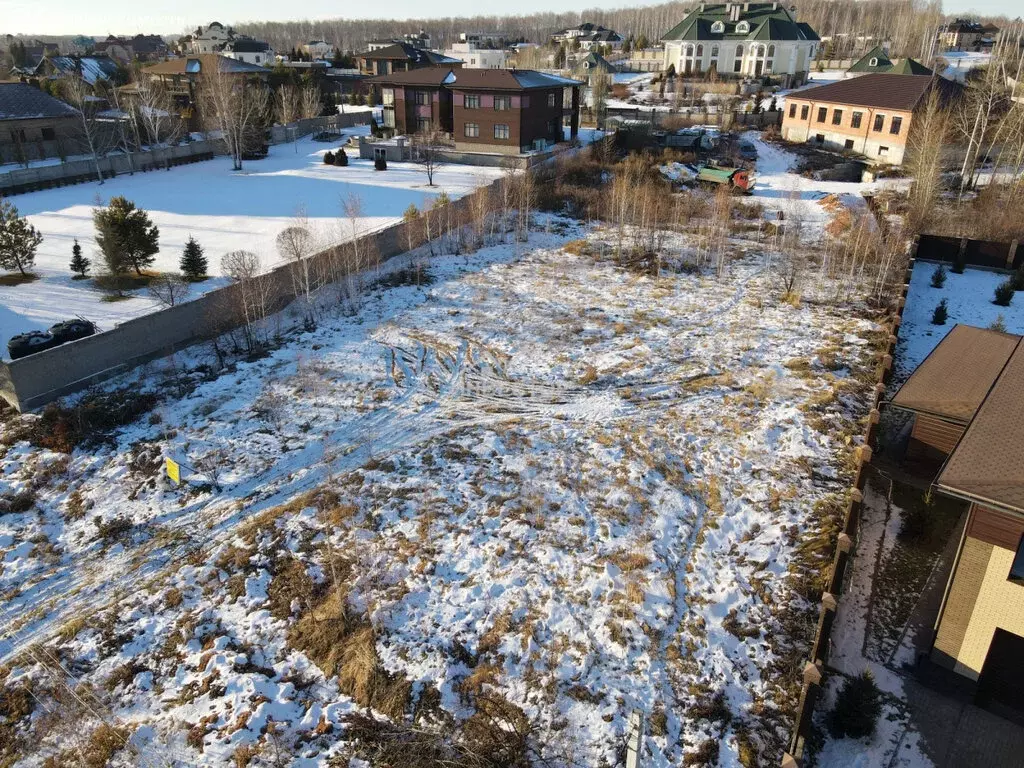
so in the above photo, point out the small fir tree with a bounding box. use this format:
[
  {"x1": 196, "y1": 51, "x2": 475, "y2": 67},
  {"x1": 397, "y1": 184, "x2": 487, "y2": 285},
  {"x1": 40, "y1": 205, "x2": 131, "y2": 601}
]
[
  {"x1": 92, "y1": 196, "x2": 160, "y2": 276},
  {"x1": 994, "y1": 278, "x2": 1015, "y2": 307},
  {"x1": 323, "y1": 150, "x2": 335, "y2": 165},
  {"x1": 930, "y1": 264, "x2": 947, "y2": 288},
  {"x1": 931, "y1": 298, "x2": 948, "y2": 325},
  {"x1": 334, "y1": 147, "x2": 348, "y2": 166},
  {"x1": 0, "y1": 199, "x2": 42, "y2": 276},
  {"x1": 69, "y1": 238, "x2": 90, "y2": 278},
  {"x1": 180, "y1": 236, "x2": 208, "y2": 281},
  {"x1": 828, "y1": 670, "x2": 882, "y2": 739},
  {"x1": 952, "y1": 248, "x2": 966, "y2": 274},
  {"x1": 989, "y1": 313, "x2": 1008, "y2": 333}
]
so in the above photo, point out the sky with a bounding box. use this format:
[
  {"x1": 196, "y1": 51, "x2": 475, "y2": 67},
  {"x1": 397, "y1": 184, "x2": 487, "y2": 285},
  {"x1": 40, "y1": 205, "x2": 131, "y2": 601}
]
[{"x1": 0, "y1": 0, "x2": 1020, "y2": 37}]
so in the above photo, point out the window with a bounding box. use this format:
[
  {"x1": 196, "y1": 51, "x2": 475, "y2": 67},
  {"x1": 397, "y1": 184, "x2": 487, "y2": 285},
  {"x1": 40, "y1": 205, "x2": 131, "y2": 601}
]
[
  {"x1": 736, "y1": 21, "x2": 750, "y2": 33},
  {"x1": 869, "y1": 57, "x2": 879, "y2": 66},
  {"x1": 686, "y1": 44, "x2": 695, "y2": 57},
  {"x1": 494, "y1": 123, "x2": 510, "y2": 139},
  {"x1": 736, "y1": 44, "x2": 744, "y2": 57},
  {"x1": 878, "y1": 146, "x2": 889, "y2": 156},
  {"x1": 416, "y1": 117, "x2": 431, "y2": 133},
  {"x1": 768, "y1": 44, "x2": 776, "y2": 58},
  {"x1": 464, "y1": 93, "x2": 480, "y2": 108},
  {"x1": 851, "y1": 111, "x2": 863, "y2": 129},
  {"x1": 800, "y1": 104, "x2": 809, "y2": 120},
  {"x1": 844, "y1": 139, "x2": 854, "y2": 149},
  {"x1": 873, "y1": 113, "x2": 885, "y2": 131},
  {"x1": 41, "y1": 127, "x2": 56, "y2": 141},
  {"x1": 1010, "y1": 535, "x2": 1024, "y2": 583},
  {"x1": 890, "y1": 116, "x2": 903, "y2": 134},
  {"x1": 696, "y1": 44, "x2": 704, "y2": 57},
  {"x1": 382, "y1": 88, "x2": 394, "y2": 106},
  {"x1": 548, "y1": 92, "x2": 556, "y2": 107},
  {"x1": 494, "y1": 96, "x2": 510, "y2": 110},
  {"x1": 711, "y1": 45, "x2": 719, "y2": 57},
  {"x1": 832, "y1": 109, "x2": 843, "y2": 125},
  {"x1": 815, "y1": 133, "x2": 825, "y2": 144},
  {"x1": 817, "y1": 107, "x2": 827, "y2": 123},
  {"x1": 414, "y1": 90, "x2": 429, "y2": 106},
  {"x1": 464, "y1": 122, "x2": 479, "y2": 137},
  {"x1": 789, "y1": 103, "x2": 797, "y2": 118},
  {"x1": 711, "y1": 21, "x2": 725, "y2": 34},
  {"x1": 757, "y1": 45, "x2": 766, "y2": 57},
  {"x1": 734, "y1": 59, "x2": 742, "y2": 73}
]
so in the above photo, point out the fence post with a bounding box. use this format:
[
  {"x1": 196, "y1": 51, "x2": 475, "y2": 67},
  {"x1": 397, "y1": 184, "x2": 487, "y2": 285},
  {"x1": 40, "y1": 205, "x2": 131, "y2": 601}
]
[
  {"x1": 625, "y1": 709, "x2": 644, "y2": 768},
  {"x1": 1008, "y1": 240, "x2": 1019, "y2": 270}
]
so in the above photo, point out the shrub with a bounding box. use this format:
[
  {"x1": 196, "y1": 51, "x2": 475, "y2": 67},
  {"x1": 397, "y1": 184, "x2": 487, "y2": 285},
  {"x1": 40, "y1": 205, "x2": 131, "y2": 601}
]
[
  {"x1": 931, "y1": 299, "x2": 948, "y2": 325},
  {"x1": 323, "y1": 150, "x2": 335, "y2": 165},
  {"x1": 990, "y1": 313, "x2": 1008, "y2": 333},
  {"x1": 952, "y1": 249, "x2": 966, "y2": 274},
  {"x1": 828, "y1": 670, "x2": 882, "y2": 739},
  {"x1": 994, "y1": 278, "x2": 1015, "y2": 306},
  {"x1": 334, "y1": 148, "x2": 349, "y2": 166},
  {"x1": 930, "y1": 264, "x2": 946, "y2": 288}
]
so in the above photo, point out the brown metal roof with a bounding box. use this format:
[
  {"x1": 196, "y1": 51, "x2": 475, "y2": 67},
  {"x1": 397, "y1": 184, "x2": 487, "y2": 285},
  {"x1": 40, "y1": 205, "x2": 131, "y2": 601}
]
[
  {"x1": 890, "y1": 325, "x2": 1021, "y2": 423},
  {"x1": 144, "y1": 54, "x2": 268, "y2": 75},
  {"x1": 787, "y1": 73, "x2": 955, "y2": 111},
  {"x1": 937, "y1": 340, "x2": 1024, "y2": 514},
  {"x1": 368, "y1": 68, "x2": 582, "y2": 91}
]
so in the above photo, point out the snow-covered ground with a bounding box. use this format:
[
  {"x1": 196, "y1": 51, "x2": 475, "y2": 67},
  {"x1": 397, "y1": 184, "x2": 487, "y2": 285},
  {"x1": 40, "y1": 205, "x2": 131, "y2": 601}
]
[
  {"x1": 0, "y1": 213, "x2": 884, "y2": 766},
  {"x1": 1, "y1": 131, "x2": 500, "y2": 349},
  {"x1": 939, "y1": 51, "x2": 991, "y2": 82},
  {"x1": 894, "y1": 261, "x2": 1024, "y2": 383}
]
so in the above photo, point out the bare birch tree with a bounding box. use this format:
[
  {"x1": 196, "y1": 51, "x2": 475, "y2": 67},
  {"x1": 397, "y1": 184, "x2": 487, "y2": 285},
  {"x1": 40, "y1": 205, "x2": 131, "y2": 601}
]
[
  {"x1": 60, "y1": 74, "x2": 113, "y2": 183},
  {"x1": 201, "y1": 66, "x2": 270, "y2": 171}
]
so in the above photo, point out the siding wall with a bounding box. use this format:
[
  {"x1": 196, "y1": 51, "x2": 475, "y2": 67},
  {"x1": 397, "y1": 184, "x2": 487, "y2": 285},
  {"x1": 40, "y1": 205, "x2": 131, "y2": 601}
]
[
  {"x1": 908, "y1": 414, "x2": 966, "y2": 459},
  {"x1": 781, "y1": 98, "x2": 912, "y2": 165},
  {"x1": 933, "y1": 505, "x2": 1024, "y2": 678}
]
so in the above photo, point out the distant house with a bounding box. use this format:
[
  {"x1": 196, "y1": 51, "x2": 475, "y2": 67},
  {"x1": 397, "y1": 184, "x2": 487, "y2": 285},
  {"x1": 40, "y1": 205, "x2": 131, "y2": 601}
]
[
  {"x1": 444, "y1": 37, "x2": 508, "y2": 70},
  {"x1": 356, "y1": 42, "x2": 462, "y2": 77},
  {"x1": 94, "y1": 34, "x2": 168, "y2": 63},
  {"x1": 0, "y1": 82, "x2": 80, "y2": 165},
  {"x1": 892, "y1": 324, "x2": 1024, "y2": 719},
  {"x1": 221, "y1": 38, "x2": 274, "y2": 66},
  {"x1": 661, "y1": 2, "x2": 820, "y2": 87},
  {"x1": 16, "y1": 55, "x2": 123, "y2": 87},
  {"x1": 368, "y1": 67, "x2": 581, "y2": 154},
  {"x1": 142, "y1": 54, "x2": 269, "y2": 130},
  {"x1": 939, "y1": 19, "x2": 992, "y2": 52},
  {"x1": 303, "y1": 40, "x2": 335, "y2": 60},
  {"x1": 366, "y1": 32, "x2": 432, "y2": 52},
  {"x1": 622, "y1": 47, "x2": 665, "y2": 73},
  {"x1": 847, "y1": 45, "x2": 933, "y2": 77},
  {"x1": 780, "y1": 73, "x2": 959, "y2": 165},
  {"x1": 186, "y1": 22, "x2": 235, "y2": 54}
]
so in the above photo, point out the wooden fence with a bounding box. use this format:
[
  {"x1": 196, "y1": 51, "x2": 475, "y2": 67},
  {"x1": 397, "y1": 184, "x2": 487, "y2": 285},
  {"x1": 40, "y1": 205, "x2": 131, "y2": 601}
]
[
  {"x1": 915, "y1": 234, "x2": 1022, "y2": 272},
  {"x1": 783, "y1": 264, "x2": 912, "y2": 767}
]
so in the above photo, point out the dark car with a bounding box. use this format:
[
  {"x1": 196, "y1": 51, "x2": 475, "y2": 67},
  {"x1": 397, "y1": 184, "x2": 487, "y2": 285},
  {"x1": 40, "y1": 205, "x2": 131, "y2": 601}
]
[
  {"x1": 7, "y1": 331, "x2": 58, "y2": 360},
  {"x1": 738, "y1": 141, "x2": 758, "y2": 161},
  {"x1": 49, "y1": 319, "x2": 96, "y2": 344}
]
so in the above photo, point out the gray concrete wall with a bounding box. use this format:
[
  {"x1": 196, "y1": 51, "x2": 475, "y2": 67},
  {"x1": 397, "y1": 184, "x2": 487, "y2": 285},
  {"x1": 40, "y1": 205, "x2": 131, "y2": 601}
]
[
  {"x1": 0, "y1": 178, "x2": 499, "y2": 412},
  {"x1": 0, "y1": 141, "x2": 223, "y2": 195},
  {"x1": 268, "y1": 112, "x2": 372, "y2": 144}
]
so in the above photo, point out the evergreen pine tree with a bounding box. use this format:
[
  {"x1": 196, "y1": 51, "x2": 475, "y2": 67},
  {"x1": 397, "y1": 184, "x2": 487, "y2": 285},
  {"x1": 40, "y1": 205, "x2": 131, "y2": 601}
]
[
  {"x1": 180, "y1": 235, "x2": 208, "y2": 281},
  {"x1": 69, "y1": 238, "x2": 90, "y2": 278}
]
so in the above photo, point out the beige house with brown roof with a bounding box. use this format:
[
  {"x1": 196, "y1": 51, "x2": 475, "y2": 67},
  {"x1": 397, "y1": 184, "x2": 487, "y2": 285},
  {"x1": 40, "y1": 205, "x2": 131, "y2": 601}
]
[{"x1": 891, "y1": 324, "x2": 1024, "y2": 720}]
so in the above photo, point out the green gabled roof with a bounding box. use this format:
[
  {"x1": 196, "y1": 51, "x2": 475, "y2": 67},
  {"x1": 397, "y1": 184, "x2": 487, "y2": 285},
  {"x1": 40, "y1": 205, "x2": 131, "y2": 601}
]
[
  {"x1": 848, "y1": 45, "x2": 894, "y2": 72},
  {"x1": 662, "y1": 3, "x2": 819, "y2": 42},
  {"x1": 890, "y1": 58, "x2": 933, "y2": 76}
]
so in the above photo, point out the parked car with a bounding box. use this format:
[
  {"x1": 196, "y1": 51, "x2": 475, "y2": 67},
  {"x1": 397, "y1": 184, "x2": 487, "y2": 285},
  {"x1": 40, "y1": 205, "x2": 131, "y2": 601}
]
[
  {"x1": 738, "y1": 141, "x2": 758, "y2": 161},
  {"x1": 7, "y1": 331, "x2": 58, "y2": 360},
  {"x1": 49, "y1": 318, "x2": 96, "y2": 345}
]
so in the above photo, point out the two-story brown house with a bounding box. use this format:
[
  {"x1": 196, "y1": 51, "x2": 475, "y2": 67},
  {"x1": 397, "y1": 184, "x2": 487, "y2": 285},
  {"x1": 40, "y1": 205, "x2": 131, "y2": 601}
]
[
  {"x1": 781, "y1": 73, "x2": 959, "y2": 166},
  {"x1": 370, "y1": 68, "x2": 582, "y2": 155}
]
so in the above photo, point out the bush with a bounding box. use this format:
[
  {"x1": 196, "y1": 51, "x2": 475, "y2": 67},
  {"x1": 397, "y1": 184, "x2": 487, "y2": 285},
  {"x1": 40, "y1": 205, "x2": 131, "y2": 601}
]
[
  {"x1": 323, "y1": 150, "x2": 335, "y2": 165},
  {"x1": 374, "y1": 155, "x2": 387, "y2": 171},
  {"x1": 994, "y1": 278, "x2": 1015, "y2": 306},
  {"x1": 1013, "y1": 267, "x2": 1024, "y2": 291},
  {"x1": 931, "y1": 298, "x2": 948, "y2": 325},
  {"x1": 952, "y1": 249, "x2": 966, "y2": 274},
  {"x1": 990, "y1": 313, "x2": 1008, "y2": 333},
  {"x1": 828, "y1": 670, "x2": 882, "y2": 739},
  {"x1": 334, "y1": 148, "x2": 349, "y2": 166},
  {"x1": 930, "y1": 264, "x2": 946, "y2": 288}
]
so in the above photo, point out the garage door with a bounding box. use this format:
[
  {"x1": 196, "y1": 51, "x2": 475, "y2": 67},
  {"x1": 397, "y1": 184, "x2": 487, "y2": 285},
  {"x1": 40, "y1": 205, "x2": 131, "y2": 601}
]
[{"x1": 976, "y1": 628, "x2": 1024, "y2": 725}]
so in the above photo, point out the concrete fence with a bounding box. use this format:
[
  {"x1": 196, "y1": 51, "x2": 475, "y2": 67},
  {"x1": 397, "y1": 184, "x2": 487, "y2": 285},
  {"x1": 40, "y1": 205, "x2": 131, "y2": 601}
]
[
  {"x1": 0, "y1": 177, "x2": 502, "y2": 413},
  {"x1": 783, "y1": 265, "x2": 912, "y2": 767},
  {"x1": 0, "y1": 141, "x2": 222, "y2": 196},
  {"x1": 268, "y1": 112, "x2": 374, "y2": 145}
]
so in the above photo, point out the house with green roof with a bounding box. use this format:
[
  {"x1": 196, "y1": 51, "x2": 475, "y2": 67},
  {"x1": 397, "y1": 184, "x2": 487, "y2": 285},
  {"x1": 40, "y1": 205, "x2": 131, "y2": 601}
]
[
  {"x1": 661, "y1": 2, "x2": 820, "y2": 87},
  {"x1": 847, "y1": 46, "x2": 934, "y2": 77}
]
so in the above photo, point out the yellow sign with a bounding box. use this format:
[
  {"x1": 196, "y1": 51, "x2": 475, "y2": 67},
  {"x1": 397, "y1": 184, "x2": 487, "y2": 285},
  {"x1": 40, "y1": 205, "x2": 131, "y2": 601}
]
[{"x1": 165, "y1": 457, "x2": 181, "y2": 485}]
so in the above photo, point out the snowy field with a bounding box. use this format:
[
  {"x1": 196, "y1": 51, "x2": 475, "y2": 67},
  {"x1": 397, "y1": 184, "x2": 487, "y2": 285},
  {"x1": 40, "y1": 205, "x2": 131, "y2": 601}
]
[
  {"x1": 0, "y1": 215, "x2": 884, "y2": 766},
  {"x1": 894, "y1": 261, "x2": 1024, "y2": 384},
  {"x1": 1, "y1": 132, "x2": 500, "y2": 349},
  {"x1": 939, "y1": 50, "x2": 991, "y2": 82}
]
